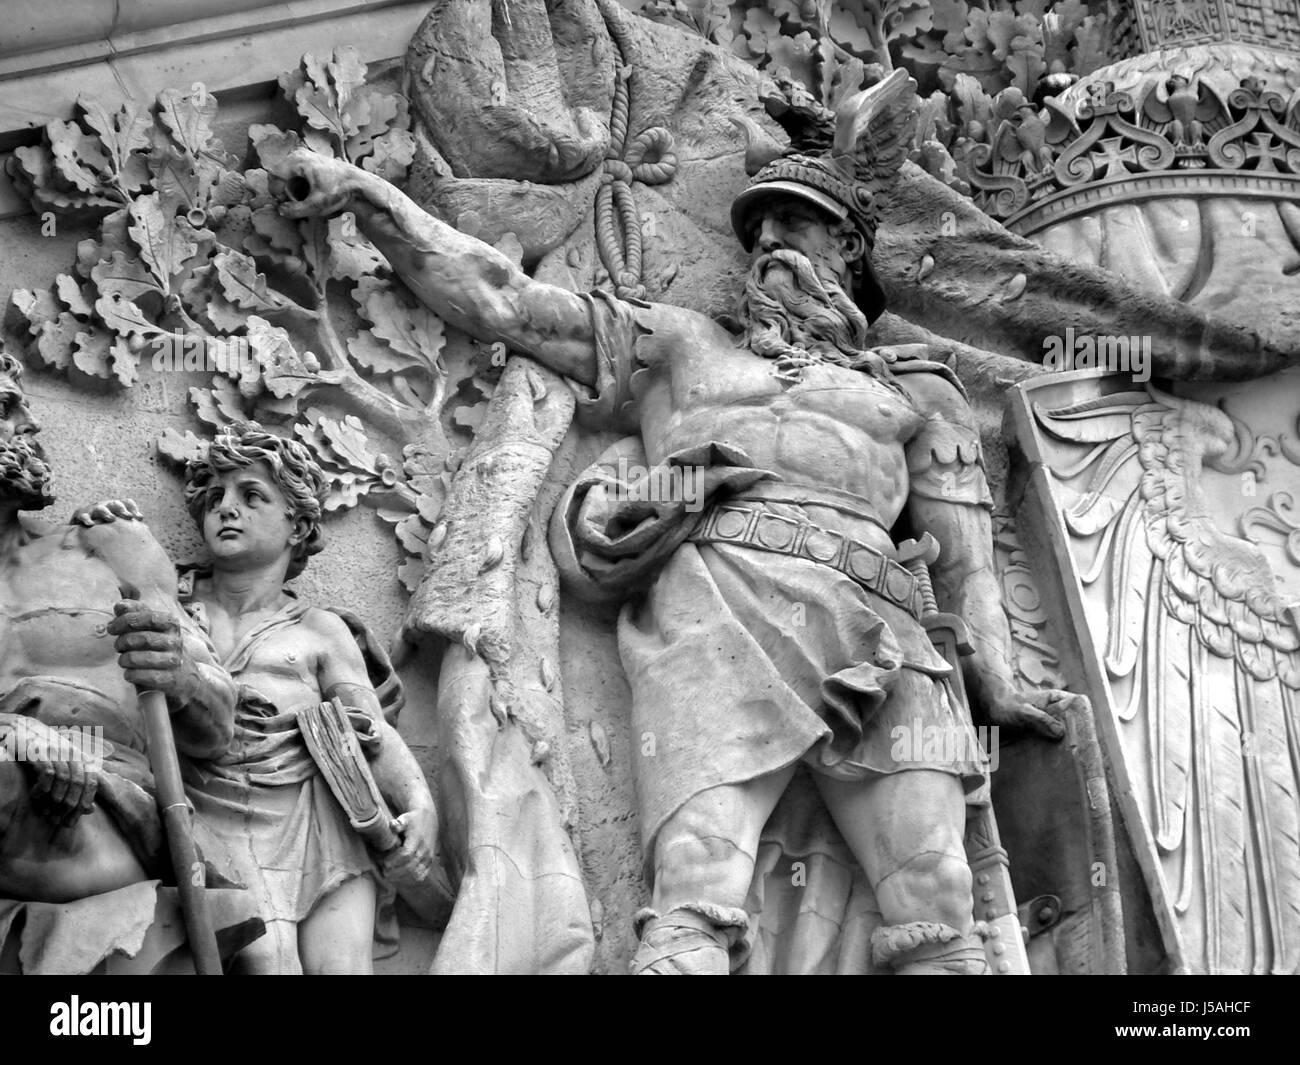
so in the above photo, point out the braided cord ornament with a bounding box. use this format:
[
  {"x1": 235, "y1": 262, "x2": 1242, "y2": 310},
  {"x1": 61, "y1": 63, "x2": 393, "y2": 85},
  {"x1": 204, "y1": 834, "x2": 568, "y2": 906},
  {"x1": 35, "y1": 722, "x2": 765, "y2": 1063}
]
[{"x1": 594, "y1": 0, "x2": 678, "y2": 301}]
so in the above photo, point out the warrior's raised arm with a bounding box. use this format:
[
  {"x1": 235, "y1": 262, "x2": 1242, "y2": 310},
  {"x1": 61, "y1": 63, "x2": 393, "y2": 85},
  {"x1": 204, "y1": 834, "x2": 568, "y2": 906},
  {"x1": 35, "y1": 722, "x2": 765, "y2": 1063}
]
[{"x1": 276, "y1": 150, "x2": 598, "y2": 386}]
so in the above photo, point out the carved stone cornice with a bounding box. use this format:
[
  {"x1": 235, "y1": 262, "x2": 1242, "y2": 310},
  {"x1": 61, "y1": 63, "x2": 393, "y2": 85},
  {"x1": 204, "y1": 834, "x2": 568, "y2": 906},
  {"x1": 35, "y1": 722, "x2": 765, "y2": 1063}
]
[{"x1": 0, "y1": 0, "x2": 277, "y2": 60}]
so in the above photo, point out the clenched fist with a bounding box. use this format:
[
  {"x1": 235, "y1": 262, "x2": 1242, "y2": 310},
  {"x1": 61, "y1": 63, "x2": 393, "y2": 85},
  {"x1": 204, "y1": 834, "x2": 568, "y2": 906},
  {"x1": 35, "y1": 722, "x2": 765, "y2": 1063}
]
[
  {"x1": 272, "y1": 149, "x2": 356, "y2": 220},
  {"x1": 381, "y1": 805, "x2": 439, "y2": 885},
  {"x1": 107, "y1": 597, "x2": 201, "y2": 707}
]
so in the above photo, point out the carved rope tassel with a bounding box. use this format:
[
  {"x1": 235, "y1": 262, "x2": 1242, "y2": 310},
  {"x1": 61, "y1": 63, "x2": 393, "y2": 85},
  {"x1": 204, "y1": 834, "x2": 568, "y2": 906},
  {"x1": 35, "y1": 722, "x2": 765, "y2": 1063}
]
[{"x1": 593, "y1": 0, "x2": 678, "y2": 301}]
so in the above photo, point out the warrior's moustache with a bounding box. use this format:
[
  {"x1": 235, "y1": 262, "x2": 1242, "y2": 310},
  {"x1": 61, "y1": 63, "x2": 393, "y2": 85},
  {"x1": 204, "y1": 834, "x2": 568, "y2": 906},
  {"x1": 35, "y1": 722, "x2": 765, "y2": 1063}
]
[{"x1": 740, "y1": 249, "x2": 871, "y2": 366}]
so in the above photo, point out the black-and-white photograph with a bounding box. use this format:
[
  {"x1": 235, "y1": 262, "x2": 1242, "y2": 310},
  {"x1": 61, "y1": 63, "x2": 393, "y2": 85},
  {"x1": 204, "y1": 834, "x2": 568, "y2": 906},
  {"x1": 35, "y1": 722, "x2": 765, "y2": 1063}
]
[{"x1": 0, "y1": 0, "x2": 1292, "y2": 1029}]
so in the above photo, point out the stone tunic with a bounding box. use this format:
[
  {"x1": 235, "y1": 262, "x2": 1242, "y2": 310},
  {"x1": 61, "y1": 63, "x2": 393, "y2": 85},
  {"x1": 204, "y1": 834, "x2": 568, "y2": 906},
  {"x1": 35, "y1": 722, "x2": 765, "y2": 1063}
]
[{"x1": 177, "y1": 579, "x2": 396, "y2": 954}]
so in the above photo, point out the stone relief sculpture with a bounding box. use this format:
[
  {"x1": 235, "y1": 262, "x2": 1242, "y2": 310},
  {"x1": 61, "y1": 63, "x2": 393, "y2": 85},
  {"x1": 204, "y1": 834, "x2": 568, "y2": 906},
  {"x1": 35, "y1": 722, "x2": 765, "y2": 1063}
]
[
  {"x1": 1, "y1": 0, "x2": 1299, "y2": 978},
  {"x1": 404, "y1": 356, "x2": 597, "y2": 975},
  {"x1": 275, "y1": 64, "x2": 1086, "y2": 975},
  {"x1": 955, "y1": 56, "x2": 1300, "y2": 326},
  {"x1": 171, "y1": 423, "x2": 445, "y2": 974},
  {"x1": 1012, "y1": 372, "x2": 1300, "y2": 973},
  {"x1": 0, "y1": 32, "x2": 596, "y2": 974},
  {"x1": 0, "y1": 350, "x2": 261, "y2": 973}
]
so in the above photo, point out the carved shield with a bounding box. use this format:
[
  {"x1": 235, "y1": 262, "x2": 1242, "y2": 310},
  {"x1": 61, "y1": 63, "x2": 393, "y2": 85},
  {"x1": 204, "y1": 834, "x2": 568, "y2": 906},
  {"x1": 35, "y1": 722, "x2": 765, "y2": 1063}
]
[{"x1": 1009, "y1": 366, "x2": 1300, "y2": 974}]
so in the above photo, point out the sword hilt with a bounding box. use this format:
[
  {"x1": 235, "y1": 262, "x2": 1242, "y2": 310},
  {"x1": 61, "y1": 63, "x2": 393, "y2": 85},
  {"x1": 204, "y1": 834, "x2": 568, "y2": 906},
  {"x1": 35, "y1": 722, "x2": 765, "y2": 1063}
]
[
  {"x1": 895, "y1": 533, "x2": 940, "y2": 617},
  {"x1": 895, "y1": 533, "x2": 975, "y2": 656}
]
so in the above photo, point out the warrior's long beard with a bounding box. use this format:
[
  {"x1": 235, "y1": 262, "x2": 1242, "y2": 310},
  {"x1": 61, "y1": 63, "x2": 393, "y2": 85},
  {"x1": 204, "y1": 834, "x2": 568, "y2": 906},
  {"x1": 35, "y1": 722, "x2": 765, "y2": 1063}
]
[
  {"x1": 0, "y1": 435, "x2": 53, "y2": 511},
  {"x1": 738, "y1": 249, "x2": 875, "y2": 372}
]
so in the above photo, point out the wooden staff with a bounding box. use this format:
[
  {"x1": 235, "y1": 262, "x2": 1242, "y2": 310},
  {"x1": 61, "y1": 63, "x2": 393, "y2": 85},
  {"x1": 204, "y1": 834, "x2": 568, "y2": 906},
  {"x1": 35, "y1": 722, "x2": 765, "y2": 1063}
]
[
  {"x1": 136, "y1": 687, "x2": 223, "y2": 975},
  {"x1": 119, "y1": 579, "x2": 223, "y2": 976}
]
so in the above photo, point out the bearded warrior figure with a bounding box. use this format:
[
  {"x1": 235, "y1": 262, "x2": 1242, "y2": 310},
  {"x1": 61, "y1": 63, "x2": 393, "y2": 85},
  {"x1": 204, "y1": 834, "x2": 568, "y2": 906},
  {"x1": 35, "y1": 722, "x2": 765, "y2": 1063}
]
[
  {"x1": 276, "y1": 68, "x2": 1083, "y2": 974},
  {"x1": 0, "y1": 350, "x2": 238, "y2": 919}
]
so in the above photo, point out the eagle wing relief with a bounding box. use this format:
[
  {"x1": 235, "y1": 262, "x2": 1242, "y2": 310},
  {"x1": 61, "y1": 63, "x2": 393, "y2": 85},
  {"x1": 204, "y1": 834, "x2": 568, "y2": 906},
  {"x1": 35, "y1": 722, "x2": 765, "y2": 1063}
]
[{"x1": 1034, "y1": 385, "x2": 1300, "y2": 974}]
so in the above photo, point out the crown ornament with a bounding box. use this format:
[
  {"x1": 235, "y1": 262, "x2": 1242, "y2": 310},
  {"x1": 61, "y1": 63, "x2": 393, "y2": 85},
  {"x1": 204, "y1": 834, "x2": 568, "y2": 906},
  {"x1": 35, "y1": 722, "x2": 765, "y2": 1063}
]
[{"x1": 957, "y1": 72, "x2": 1300, "y2": 236}]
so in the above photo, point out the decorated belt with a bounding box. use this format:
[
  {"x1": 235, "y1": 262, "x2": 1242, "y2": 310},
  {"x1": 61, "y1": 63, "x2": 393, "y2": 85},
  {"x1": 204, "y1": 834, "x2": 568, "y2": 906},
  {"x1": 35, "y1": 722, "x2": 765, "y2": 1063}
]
[
  {"x1": 689, "y1": 499, "x2": 924, "y2": 619},
  {"x1": 731, "y1": 480, "x2": 889, "y2": 530}
]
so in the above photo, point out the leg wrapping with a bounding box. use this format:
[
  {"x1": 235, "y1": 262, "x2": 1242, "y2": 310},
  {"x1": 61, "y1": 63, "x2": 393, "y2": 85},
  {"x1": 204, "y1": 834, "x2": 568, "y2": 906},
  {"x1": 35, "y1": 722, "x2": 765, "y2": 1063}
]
[
  {"x1": 871, "y1": 920, "x2": 989, "y2": 975},
  {"x1": 630, "y1": 903, "x2": 750, "y2": 976}
]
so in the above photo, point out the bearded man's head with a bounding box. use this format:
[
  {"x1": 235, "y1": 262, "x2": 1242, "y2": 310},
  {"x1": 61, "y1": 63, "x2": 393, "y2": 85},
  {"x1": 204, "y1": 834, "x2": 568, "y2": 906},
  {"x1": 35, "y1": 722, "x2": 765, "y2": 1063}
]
[
  {"x1": 730, "y1": 184, "x2": 895, "y2": 377},
  {"x1": 738, "y1": 245, "x2": 871, "y2": 369},
  {"x1": 0, "y1": 351, "x2": 53, "y2": 513}
]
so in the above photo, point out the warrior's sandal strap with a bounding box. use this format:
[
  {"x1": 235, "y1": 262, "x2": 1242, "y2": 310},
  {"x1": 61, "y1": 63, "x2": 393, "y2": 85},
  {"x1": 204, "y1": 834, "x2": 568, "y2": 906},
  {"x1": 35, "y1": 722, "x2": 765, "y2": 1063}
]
[
  {"x1": 690, "y1": 501, "x2": 925, "y2": 619},
  {"x1": 870, "y1": 920, "x2": 963, "y2": 967},
  {"x1": 631, "y1": 905, "x2": 749, "y2": 976},
  {"x1": 633, "y1": 903, "x2": 749, "y2": 938},
  {"x1": 870, "y1": 921, "x2": 989, "y2": 974}
]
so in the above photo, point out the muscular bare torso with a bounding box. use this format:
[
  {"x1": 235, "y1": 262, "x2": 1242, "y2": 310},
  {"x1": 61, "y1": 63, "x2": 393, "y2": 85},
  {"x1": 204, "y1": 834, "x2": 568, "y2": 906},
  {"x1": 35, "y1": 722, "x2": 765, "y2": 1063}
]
[
  {"x1": 634, "y1": 308, "x2": 928, "y2": 545},
  {"x1": 0, "y1": 521, "x2": 179, "y2": 738}
]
